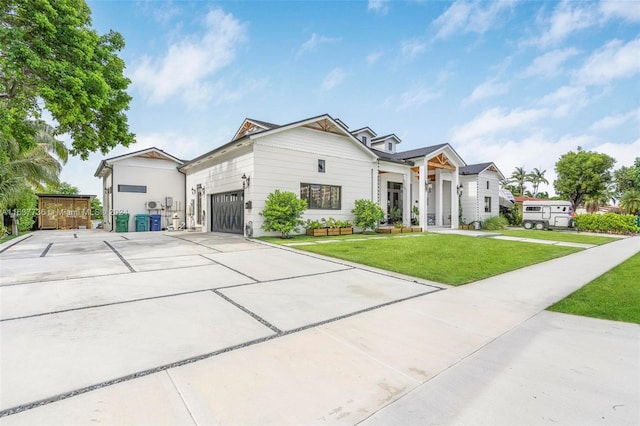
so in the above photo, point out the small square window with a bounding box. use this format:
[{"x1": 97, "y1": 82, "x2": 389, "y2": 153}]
[{"x1": 318, "y1": 159, "x2": 325, "y2": 173}]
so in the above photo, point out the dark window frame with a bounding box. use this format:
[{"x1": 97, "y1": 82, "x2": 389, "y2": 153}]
[
  {"x1": 118, "y1": 184, "x2": 147, "y2": 193},
  {"x1": 484, "y1": 196, "x2": 492, "y2": 213},
  {"x1": 300, "y1": 183, "x2": 341, "y2": 210},
  {"x1": 318, "y1": 159, "x2": 326, "y2": 173}
]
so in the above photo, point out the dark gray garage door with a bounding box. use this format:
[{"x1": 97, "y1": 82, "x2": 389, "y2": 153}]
[{"x1": 211, "y1": 191, "x2": 244, "y2": 234}]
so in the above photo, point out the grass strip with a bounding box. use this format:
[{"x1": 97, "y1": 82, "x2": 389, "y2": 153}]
[
  {"x1": 488, "y1": 229, "x2": 617, "y2": 245},
  {"x1": 548, "y1": 252, "x2": 640, "y2": 324},
  {"x1": 289, "y1": 234, "x2": 579, "y2": 285}
]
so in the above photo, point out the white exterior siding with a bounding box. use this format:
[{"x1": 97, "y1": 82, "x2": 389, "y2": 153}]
[
  {"x1": 252, "y1": 127, "x2": 376, "y2": 236},
  {"x1": 184, "y1": 146, "x2": 253, "y2": 231},
  {"x1": 110, "y1": 157, "x2": 185, "y2": 232},
  {"x1": 459, "y1": 169, "x2": 501, "y2": 224},
  {"x1": 477, "y1": 170, "x2": 501, "y2": 221}
]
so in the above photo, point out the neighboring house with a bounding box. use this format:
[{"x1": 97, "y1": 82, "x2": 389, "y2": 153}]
[
  {"x1": 459, "y1": 162, "x2": 505, "y2": 225},
  {"x1": 94, "y1": 147, "x2": 185, "y2": 232},
  {"x1": 178, "y1": 114, "x2": 475, "y2": 237}
]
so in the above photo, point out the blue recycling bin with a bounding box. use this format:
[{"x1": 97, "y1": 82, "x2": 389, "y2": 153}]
[{"x1": 150, "y1": 214, "x2": 162, "y2": 231}]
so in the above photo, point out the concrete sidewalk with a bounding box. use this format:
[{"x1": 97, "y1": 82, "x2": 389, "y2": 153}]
[{"x1": 1, "y1": 232, "x2": 638, "y2": 425}]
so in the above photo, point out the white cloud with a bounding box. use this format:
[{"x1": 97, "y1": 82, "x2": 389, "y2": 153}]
[
  {"x1": 591, "y1": 138, "x2": 640, "y2": 168},
  {"x1": 521, "y1": 47, "x2": 580, "y2": 78},
  {"x1": 538, "y1": 85, "x2": 589, "y2": 116},
  {"x1": 432, "y1": 0, "x2": 514, "y2": 39},
  {"x1": 321, "y1": 68, "x2": 346, "y2": 91},
  {"x1": 574, "y1": 37, "x2": 640, "y2": 85},
  {"x1": 600, "y1": 0, "x2": 640, "y2": 23},
  {"x1": 131, "y1": 8, "x2": 246, "y2": 105},
  {"x1": 526, "y1": 1, "x2": 599, "y2": 47},
  {"x1": 462, "y1": 79, "x2": 510, "y2": 106},
  {"x1": 297, "y1": 33, "x2": 341, "y2": 57},
  {"x1": 368, "y1": 0, "x2": 389, "y2": 15},
  {"x1": 400, "y1": 39, "x2": 426, "y2": 59},
  {"x1": 397, "y1": 85, "x2": 442, "y2": 110},
  {"x1": 590, "y1": 109, "x2": 640, "y2": 131},
  {"x1": 451, "y1": 107, "x2": 549, "y2": 143},
  {"x1": 366, "y1": 49, "x2": 384, "y2": 65}
]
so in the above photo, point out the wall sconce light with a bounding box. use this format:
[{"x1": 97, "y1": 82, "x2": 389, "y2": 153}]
[
  {"x1": 242, "y1": 173, "x2": 251, "y2": 189},
  {"x1": 191, "y1": 187, "x2": 196, "y2": 195},
  {"x1": 426, "y1": 180, "x2": 433, "y2": 193},
  {"x1": 191, "y1": 186, "x2": 205, "y2": 196},
  {"x1": 457, "y1": 183, "x2": 464, "y2": 196}
]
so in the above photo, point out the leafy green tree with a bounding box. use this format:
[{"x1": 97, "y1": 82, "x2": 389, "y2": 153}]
[
  {"x1": 554, "y1": 148, "x2": 615, "y2": 211},
  {"x1": 620, "y1": 189, "x2": 640, "y2": 215},
  {"x1": 1, "y1": 0, "x2": 134, "y2": 158},
  {"x1": 352, "y1": 199, "x2": 384, "y2": 232},
  {"x1": 260, "y1": 190, "x2": 307, "y2": 238},
  {"x1": 91, "y1": 197, "x2": 103, "y2": 220},
  {"x1": 527, "y1": 167, "x2": 549, "y2": 197},
  {"x1": 509, "y1": 166, "x2": 528, "y2": 196},
  {"x1": 0, "y1": 121, "x2": 68, "y2": 208},
  {"x1": 43, "y1": 181, "x2": 79, "y2": 195}
]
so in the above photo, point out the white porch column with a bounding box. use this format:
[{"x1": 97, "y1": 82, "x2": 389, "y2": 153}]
[
  {"x1": 403, "y1": 171, "x2": 411, "y2": 227},
  {"x1": 452, "y1": 171, "x2": 459, "y2": 229},
  {"x1": 418, "y1": 163, "x2": 426, "y2": 229},
  {"x1": 436, "y1": 170, "x2": 443, "y2": 226}
]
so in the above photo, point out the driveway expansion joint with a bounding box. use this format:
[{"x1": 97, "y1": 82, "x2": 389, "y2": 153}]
[
  {"x1": 212, "y1": 289, "x2": 283, "y2": 334},
  {"x1": 103, "y1": 240, "x2": 136, "y2": 272},
  {"x1": 39, "y1": 243, "x2": 53, "y2": 257},
  {"x1": 0, "y1": 234, "x2": 33, "y2": 254}
]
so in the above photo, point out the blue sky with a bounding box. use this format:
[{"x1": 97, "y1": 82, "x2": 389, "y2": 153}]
[{"x1": 63, "y1": 0, "x2": 640, "y2": 198}]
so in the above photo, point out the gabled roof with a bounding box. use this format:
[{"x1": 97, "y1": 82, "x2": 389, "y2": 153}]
[
  {"x1": 351, "y1": 127, "x2": 377, "y2": 137},
  {"x1": 180, "y1": 114, "x2": 379, "y2": 171},
  {"x1": 392, "y1": 144, "x2": 448, "y2": 160},
  {"x1": 232, "y1": 118, "x2": 279, "y2": 141},
  {"x1": 94, "y1": 147, "x2": 183, "y2": 177},
  {"x1": 459, "y1": 162, "x2": 505, "y2": 180},
  {"x1": 371, "y1": 134, "x2": 401, "y2": 144}
]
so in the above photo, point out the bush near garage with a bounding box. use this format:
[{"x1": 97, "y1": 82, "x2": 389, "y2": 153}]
[
  {"x1": 260, "y1": 189, "x2": 307, "y2": 238},
  {"x1": 573, "y1": 213, "x2": 639, "y2": 234}
]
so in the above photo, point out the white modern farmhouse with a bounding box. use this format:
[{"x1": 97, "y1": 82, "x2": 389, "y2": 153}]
[
  {"x1": 95, "y1": 114, "x2": 504, "y2": 236},
  {"x1": 176, "y1": 114, "x2": 504, "y2": 237}
]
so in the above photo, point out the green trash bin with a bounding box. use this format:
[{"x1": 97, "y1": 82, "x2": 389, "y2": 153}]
[
  {"x1": 115, "y1": 214, "x2": 129, "y2": 233},
  {"x1": 637, "y1": 216, "x2": 640, "y2": 233},
  {"x1": 135, "y1": 214, "x2": 149, "y2": 232}
]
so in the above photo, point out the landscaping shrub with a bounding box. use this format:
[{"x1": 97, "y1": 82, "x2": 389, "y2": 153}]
[
  {"x1": 260, "y1": 190, "x2": 307, "y2": 238},
  {"x1": 483, "y1": 215, "x2": 509, "y2": 230},
  {"x1": 352, "y1": 199, "x2": 384, "y2": 232},
  {"x1": 501, "y1": 209, "x2": 522, "y2": 226},
  {"x1": 573, "y1": 213, "x2": 639, "y2": 234}
]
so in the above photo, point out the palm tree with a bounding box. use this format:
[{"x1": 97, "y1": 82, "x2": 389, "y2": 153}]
[
  {"x1": 0, "y1": 121, "x2": 68, "y2": 208},
  {"x1": 510, "y1": 166, "x2": 528, "y2": 196},
  {"x1": 620, "y1": 189, "x2": 640, "y2": 215},
  {"x1": 527, "y1": 167, "x2": 549, "y2": 197}
]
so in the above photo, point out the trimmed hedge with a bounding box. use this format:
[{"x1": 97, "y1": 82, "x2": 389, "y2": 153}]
[{"x1": 573, "y1": 213, "x2": 639, "y2": 234}]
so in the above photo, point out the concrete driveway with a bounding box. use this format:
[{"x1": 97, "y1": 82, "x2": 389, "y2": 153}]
[{"x1": 0, "y1": 230, "x2": 638, "y2": 425}]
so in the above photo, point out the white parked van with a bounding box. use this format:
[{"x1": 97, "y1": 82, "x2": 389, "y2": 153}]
[{"x1": 522, "y1": 200, "x2": 574, "y2": 230}]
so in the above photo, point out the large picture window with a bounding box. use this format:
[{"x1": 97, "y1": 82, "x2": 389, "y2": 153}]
[{"x1": 300, "y1": 183, "x2": 341, "y2": 210}]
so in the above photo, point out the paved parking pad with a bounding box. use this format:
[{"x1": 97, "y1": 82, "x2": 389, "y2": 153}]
[
  {"x1": 203, "y1": 247, "x2": 352, "y2": 282},
  {"x1": 0, "y1": 291, "x2": 276, "y2": 411},
  {"x1": 0, "y1": 252, "x2": 131, "y2": 285},
  {"x1": 219, "y1": 268, "x2": 439, "y2": 331},
  {"x1": 0, "y1": 264, "x2": 254, "y2": 320}
]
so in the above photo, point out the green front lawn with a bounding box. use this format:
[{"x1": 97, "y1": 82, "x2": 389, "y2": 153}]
[
  {"x1": 548, "y1": 252, "x2": 640, "y2": 324},
  {"x1": 486, "y1": 229, "x2": 617, "y2": 245},
  {"x1": 282, "y1": 234, "x2": 579, "y2": 285}
]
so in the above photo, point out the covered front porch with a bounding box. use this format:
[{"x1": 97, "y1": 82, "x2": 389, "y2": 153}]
[{"x1": 377, "y1": 145, "x2": 465, "y2": 230}]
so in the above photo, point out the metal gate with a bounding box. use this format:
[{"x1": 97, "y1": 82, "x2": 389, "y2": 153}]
[{"x1": 211, "y1": 191, "x2": 244, "y2": 234}]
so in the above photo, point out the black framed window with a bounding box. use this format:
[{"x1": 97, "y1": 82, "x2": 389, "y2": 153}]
[
  {"x1": 486, "y1": 180, "x2": 490, "y2": 189},
  {"x1": 318, "y1": 159, "x2": 326, "y2": 173},
  {"x1": 387, "y1": 142, "x2": 393, "y2": 151},
  {"x1": 484, "y1": 197, "x2": 492, "y2": 212},
  {"x1": 118, "y1": 184, "x2": 147, "y2": 193},
  {"x1": 300, "y1": 183, "x2": 341, "y2": 210}
]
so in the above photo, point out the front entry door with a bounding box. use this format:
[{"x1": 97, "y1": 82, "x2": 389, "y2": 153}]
[
  {"x1": 211, "y1": 191, "x2": 244, "y2": 234},
  {"x1": 387, "y1": 182, "x2": 403, "y2": 221}
]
